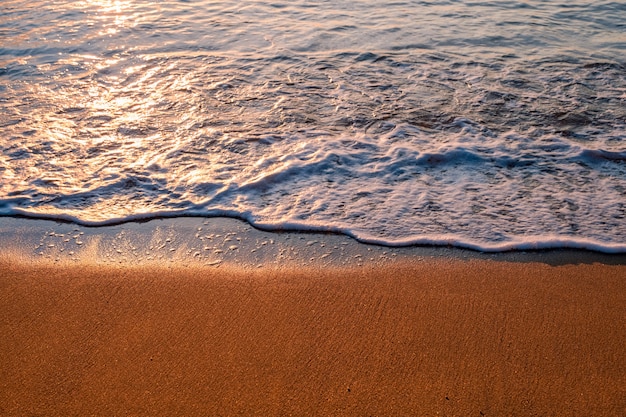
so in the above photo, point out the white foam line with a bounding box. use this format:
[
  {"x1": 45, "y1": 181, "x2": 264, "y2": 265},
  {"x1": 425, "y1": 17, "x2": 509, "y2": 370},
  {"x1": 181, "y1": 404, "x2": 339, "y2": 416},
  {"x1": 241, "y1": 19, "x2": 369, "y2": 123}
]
[{"x1": 3, "y1": 209, "x2": 625, "y2": 254}]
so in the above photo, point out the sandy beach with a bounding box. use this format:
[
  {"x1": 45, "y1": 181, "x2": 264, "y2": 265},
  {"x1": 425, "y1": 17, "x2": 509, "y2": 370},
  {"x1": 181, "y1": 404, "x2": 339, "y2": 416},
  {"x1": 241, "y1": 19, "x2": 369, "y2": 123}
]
[
  {"x1": 3, "y1": 1, "x2": 626, "y2": 415},
  {"x1": 1, "y1": 218, "x2": 625, "y2": 416}
]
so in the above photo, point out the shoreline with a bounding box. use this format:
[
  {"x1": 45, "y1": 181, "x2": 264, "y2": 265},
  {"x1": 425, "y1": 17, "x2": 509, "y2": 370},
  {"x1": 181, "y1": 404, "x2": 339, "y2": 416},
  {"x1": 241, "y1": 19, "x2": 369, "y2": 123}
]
[
  {"x1": 1, "y1": 216, "x2": 625, "y2": 416},
  {"x1": 2, "y1": 216, "x2": 625, "y2": 268}
]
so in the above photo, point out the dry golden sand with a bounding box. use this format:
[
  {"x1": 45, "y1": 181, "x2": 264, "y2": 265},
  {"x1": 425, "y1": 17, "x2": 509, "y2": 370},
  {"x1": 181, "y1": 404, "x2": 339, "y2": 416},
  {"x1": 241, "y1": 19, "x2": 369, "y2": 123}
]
[{"x1": 1, "y1": 258, "x2": 625, "y2": 416}]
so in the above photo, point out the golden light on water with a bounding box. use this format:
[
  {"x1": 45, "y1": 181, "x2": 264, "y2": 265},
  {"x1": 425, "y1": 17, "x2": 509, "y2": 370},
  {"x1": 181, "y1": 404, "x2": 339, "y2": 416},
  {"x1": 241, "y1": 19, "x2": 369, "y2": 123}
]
[
  {"x1": 3, "y1": 0, "x2": 624, "y2": 247},
  {"x1": 12, "y1": 0, "x2": 177, "y2": 221},
  {"x1": 78, "y1": 0, "x2": 136, "y2": 36}
]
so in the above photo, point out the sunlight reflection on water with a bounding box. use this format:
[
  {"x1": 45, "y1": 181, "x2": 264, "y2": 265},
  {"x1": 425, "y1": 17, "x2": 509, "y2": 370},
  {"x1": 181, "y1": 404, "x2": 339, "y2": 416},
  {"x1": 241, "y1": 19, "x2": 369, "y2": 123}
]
[{"x1": 0, "y1": 0, "x2": 625, "y2": 251}]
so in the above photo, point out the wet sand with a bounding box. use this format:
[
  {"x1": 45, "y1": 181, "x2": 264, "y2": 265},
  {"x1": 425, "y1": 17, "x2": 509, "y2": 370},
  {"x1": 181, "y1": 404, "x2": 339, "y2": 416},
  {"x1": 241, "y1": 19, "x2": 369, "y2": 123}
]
[{"x1": 1, "y1": 218, "x2": 625, "y2": 416}]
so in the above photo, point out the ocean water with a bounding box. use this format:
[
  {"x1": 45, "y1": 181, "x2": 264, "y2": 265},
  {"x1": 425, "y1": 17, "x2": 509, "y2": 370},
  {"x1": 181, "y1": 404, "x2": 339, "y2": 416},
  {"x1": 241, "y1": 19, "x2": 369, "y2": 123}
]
[{"x1": 1, "y1": 0, "x2": 625, "y2": 252}]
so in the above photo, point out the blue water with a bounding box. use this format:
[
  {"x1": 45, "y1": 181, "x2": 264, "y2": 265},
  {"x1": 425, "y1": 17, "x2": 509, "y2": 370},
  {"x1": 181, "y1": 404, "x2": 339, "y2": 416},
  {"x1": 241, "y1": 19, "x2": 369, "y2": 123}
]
[{"x1": 1, "y1": 0, "x2": 625, "y2": 252}]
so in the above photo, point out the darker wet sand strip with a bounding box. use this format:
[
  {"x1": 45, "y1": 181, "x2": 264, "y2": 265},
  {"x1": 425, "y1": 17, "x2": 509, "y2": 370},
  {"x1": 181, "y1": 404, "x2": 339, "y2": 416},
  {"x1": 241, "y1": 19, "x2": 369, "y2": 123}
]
[{"x1": 1, "y1": 260, "x2": 625, "y2": 416}]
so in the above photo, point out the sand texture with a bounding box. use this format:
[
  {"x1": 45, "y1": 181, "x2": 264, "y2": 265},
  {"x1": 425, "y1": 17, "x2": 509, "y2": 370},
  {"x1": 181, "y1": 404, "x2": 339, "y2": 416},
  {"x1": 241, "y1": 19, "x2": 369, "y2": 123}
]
[{"x1": 1, "y1": 257, "x2": 625, "y2": 416}]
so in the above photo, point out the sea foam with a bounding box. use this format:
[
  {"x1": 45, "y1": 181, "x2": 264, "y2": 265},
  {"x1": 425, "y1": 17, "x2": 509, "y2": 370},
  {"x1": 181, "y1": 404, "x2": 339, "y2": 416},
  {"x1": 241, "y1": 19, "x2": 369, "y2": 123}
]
[{"x1": 1, "y1": 0, "x2": 625, "y2": 253}]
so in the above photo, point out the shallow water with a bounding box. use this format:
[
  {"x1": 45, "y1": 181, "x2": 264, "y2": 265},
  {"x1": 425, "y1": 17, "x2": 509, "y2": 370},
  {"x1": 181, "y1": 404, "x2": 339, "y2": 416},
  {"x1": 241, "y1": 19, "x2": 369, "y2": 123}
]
[{"x1": 1, "y1": 0, "x2": 625, "y2": 251}]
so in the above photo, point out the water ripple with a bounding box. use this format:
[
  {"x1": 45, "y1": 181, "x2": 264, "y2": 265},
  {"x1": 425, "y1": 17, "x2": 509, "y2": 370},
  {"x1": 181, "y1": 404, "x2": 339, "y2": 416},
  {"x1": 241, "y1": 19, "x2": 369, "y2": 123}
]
[{"x1": 1, "y1": 0, "x2": 625, "y2": 251}]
